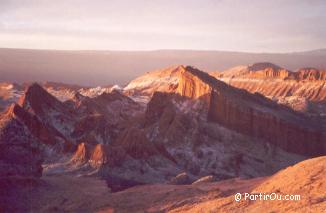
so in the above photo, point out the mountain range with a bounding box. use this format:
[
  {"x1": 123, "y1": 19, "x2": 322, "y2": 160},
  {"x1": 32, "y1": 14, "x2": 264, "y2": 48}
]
[{"x1": 1, "y1": 63, "x2": 325, "y2": 212}]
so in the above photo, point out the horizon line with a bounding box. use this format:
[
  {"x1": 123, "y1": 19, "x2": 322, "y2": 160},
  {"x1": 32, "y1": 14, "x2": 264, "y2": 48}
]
[{"x1": 0, "y1": 47, "x2": 325, "y2": 55}]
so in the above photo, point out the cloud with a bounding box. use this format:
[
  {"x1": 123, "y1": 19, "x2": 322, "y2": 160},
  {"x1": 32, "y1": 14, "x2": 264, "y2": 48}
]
[{"x1": 0, "y1": 0, "x2": 325, "y2": 52}]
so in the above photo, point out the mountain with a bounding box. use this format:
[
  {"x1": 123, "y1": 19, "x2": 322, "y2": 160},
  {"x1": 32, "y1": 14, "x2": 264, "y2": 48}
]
[
  {"x1": 99, "y1": 65, "x2": 321, "y2": 186},
  {"x1": 0, "y1": 81, "x2": 114, "y2": 112},
  {"x1": 124, "y1": 65, "x2": 180, "y2": 102},
  {"x1": 211, "y1": 63, "x2": 326, "y2": 115},
  {"x1": 0, "y1": 67, "x2": 308, "y2": 183},
  {"x1": 124, "y1": 65, "x2": 326, "y2": 156},
  {"x1": 0, "y1": 104, "x2": 43, "y2": 178},
  {"x1": 211, "y1": 62, "x2": 326, "y2": 81},
  {"x1": 0, "y1": 104, "x2": 43, "y2": 212},
  {"x1": 0, "y1": 48, "x2": 326, "y2": 86},
  {"x1": 1, "y1": 64, "x2": 325, "y2": 212},
  {"x1": 180, "y1": 66, "x2": 325, "y2": 156}
]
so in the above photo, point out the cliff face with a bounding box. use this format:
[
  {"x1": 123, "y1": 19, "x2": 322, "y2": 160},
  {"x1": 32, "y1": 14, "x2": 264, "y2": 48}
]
[
  {"x1": 208, "y1": 91, "x2": 324, "y2": 156},
  {"x1": 176, "y1": 66, "x2": 212, "y2": 102},
  {"x1": 177, "y1": 66, "x2": 326, "y2": 156},
  {"x1": 0, "y1": 104, "x2": 43, "y2": 178}
]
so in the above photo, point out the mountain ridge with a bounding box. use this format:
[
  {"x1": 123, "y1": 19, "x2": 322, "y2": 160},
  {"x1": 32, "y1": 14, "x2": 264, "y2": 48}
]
[{"x1": 1, "y1": 64, "x2": 325, "y2": 212}]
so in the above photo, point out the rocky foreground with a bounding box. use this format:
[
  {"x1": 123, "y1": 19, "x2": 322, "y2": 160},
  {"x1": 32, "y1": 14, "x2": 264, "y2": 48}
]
[{"x1": 2, "y1": 157, "x2": 325, "y2": 212}]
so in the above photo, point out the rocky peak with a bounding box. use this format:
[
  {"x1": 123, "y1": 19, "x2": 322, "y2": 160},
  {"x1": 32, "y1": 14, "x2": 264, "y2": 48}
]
[
  {"x1": 18, "y1": 83, "x2": 65, "y2": 115},
  {"x1": 5, "y1": 103, "x2": 73, "y2": 151},
  {"x1": 176, "y1": 66, "x2": 214, "y2": 102},
  {"x1": 123, "y1": 65, "x2": 183, "y2": 98}
]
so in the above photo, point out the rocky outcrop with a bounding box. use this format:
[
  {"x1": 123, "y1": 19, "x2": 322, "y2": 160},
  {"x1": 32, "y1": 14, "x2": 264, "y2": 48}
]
[
  {"x1": 71, "y1": 143, "x2": 108, "y2": 168},
  {"x1": 90, "y1": 144, "x2": 108, "y2": 167},
  {"x1": 18, "y1": 83, "x2": 76, "y2": 148},
  {"x1": 192, "y1": 175, "x2": 215, "y2": 185},
  {"x1": 177, "y1": 66, "x2": 326, "y2": 156},
  {"x1": 14, "y1": 83, "x2": 143, "y2": 156},
  {"x1": 295, "y1": 68, "x2": 326, "y2": 81},
  {"x1": 19, "y1": 83, "x2": 68, "y2": 115},
  {"x1": 169, "y1": 172, "x2": 191, "y2": 185},
  {"x1": 71, "y1": 142, "x2": 91, "y2": 164},
  {"x1": 11, "y1": 102, "x2": 72, "y2": 152},
  {"x1": 0, "y1": 104, "x2": 43, "y2": 178}
]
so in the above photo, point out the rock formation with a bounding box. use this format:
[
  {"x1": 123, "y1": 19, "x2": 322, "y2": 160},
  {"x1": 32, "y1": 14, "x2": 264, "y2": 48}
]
[
  {"x1": 0, "y1": 104, "x2": 43, "y2": 178},
  {"x1": 0, "y1": 104, "x2": 43, "y2": 212},
  {"x1": 1, "y1": 65, "x2": 323, "y2": 194},
  {"x1": 177, "y1": 66, "x2": 325, "y2": 156},
  {"x1": 211, "y1": 63, "x2": 326, "y2": 115}
]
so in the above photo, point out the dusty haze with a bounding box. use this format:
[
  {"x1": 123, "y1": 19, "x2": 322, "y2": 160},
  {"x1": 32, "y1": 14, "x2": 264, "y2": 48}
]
[{"x1": 1, "y1": 48, "x2": 326, "y2": 86}]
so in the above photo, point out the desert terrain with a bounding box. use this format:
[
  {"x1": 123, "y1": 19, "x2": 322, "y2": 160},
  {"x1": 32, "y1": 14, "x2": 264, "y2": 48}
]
[{"x1": 1, "y1": 64, "x2": 326, "y2": 212}]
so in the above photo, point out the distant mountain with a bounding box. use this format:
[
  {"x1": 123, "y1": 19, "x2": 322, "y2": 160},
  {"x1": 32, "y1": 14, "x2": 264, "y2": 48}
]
[
  {"x1": 0, "y1": 48, "x2": 325, "y2": 86},
  {"x1": 0, "y1": 82, "x2": 114, "y2": 112},
  {"x1": 211, "y1": 62, "x2": 326, "y2": 115}
]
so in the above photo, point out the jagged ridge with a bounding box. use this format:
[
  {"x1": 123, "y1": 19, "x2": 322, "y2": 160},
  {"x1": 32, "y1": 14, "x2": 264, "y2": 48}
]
[{"x1": 177, "y1": 66, "x2": 326, "y2": 156}]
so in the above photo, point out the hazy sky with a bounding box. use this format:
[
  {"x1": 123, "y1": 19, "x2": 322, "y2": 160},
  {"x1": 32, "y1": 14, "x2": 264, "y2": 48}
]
[{"x1": 0, "y1": 0, "x2": 325, "y2": 52}]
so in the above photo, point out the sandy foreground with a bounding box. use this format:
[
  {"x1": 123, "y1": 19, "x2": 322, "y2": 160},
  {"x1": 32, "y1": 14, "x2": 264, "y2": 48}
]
[
  {"x1": 2, "y1": 158, "x2": 325, "y2": 212},
  {"x1": 11, "y1": 174, "x2": 262, "y2": 212},
  {"x1": 14, "y1": 156, "x2": 323, "y2": 213}
]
